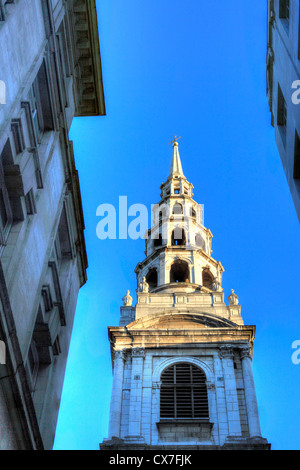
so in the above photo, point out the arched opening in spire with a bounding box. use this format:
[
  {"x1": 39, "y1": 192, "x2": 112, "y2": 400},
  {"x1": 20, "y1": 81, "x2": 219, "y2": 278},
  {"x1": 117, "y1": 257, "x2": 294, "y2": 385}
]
[
  {"x1": 171, "y1": 227, "x2": 186, "y2": 246},
  {"x1": 173, "y1": 203, "x2": 183, "y2": 215},
  {"x1": 154, "y1": 208, "x2": 168, "y2": 248},
  {"x1": 190, "y1": 207, "x2": 196, "y2": 218},
  {"x1": 154, "y1": 233, "x2": 163, "y2": 247},
  {"x1": 195, "y1": 233, "x2": 205, "y2": 249},
  {"x1": 202, "y1": 269, "x2": 214, "y2": 290},
  {"x1": 170, "y1": 260, "x2": 190, "y2": 283},
  {"x1": 146, "y1": 268, "x2": 158, "y2": 290}
]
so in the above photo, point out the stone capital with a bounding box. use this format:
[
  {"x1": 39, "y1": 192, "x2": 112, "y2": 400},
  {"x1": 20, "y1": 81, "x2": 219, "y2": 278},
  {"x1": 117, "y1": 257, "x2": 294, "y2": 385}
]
[
  {"x1": 113, "y1": 349, "x2": 126, "y2": 362},
  {"x1": 131, "y1": 347, "x2": 145, "y2": 358},
  {"x1": 219, "y1": 345, "x2": 234, "y2": 359},
  {"x1": 240, "y1": 346, "x2": 252, "y2": 361}
]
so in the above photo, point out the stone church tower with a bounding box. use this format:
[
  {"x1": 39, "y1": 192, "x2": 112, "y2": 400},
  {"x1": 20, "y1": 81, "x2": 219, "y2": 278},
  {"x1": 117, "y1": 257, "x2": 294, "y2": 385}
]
[{"x1": 100, "y1": 140, "x2": 270, "y2": 450}]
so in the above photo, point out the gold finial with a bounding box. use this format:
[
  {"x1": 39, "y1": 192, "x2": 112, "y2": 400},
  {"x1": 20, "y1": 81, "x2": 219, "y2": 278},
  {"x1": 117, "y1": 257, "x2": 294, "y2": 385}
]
[{"x1": 168, "y1": 135, "x2": 181, "y2": 147}]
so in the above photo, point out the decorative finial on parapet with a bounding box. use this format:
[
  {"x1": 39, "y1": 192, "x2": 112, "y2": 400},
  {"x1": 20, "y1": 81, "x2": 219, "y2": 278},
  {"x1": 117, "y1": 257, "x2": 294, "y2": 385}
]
[
  {"x1": 139, "y1": 277, "x2": 149, "y2": 293},
  {"x1": 228, "y1": 289, "x2": 239, "y2": 305},
  {"x1": 122, "y1": 290, "x2": 133, "y2": 307},
  {"x1": 212, "y1": 277, "x2": 223, "y2": 292}
]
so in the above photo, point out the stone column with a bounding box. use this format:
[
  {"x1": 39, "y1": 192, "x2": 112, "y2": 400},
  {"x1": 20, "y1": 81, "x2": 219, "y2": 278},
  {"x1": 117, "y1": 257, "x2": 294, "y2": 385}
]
[
  {"x1": 240, "y1": 347, "x2": 262, "y2": 438},
  {"x1": 219, "y1": 346, "x2": 242, "y2": 437},
  {"x1": 108, "y1": 349, "x2": 126, "y2": 439},
  {"x1": 127, "y1": 348, "x2": 145, "y2": 441}
]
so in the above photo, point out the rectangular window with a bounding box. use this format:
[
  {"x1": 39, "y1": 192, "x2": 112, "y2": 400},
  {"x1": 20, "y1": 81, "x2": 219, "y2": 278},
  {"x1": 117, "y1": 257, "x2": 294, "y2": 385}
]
[
  {"x1": 28, "y1": 339, "x2": 40, "y2": 390},
  {"x1": 0, "y1": 4, "x2": 5, "y2": 22},
  {"x1": 0, "y1": 189, "x2": 8, "y2": 229},
  {"x1": 11, "y1": 119, "x2": 25, "y2": 155},
  {"x1": 29, "y1": 61, "x2": 54, "y2": 144},
  {"x1": 279, "y1": 0, "x2": 290, "y2": 20},
  {"x1": 24, "y1": 189, "x2": 37, "y2": 215},
  {"x1": 41, "y1": 284, "x2": 53, "y2": 312},
  {"x1": 277, "y1": 85, "x2": 287, "y2": 128},
  {"x1": 294, "y1": 130, "x2": 300, "y2": 179},
  {"x1": 53, "y1": 336, "x2": 61, "y2": 357},
  {"x1": 0, "y1": 143, "x2": 13, "y2": 245}
]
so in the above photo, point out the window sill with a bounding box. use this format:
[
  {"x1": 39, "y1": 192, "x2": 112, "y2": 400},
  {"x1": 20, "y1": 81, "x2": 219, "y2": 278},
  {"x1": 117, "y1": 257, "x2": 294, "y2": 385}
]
[
  {"x1": 157, "y1": 419, "x2": 212, "y2": 427},
  {"x1": 157, "y1": 420, "x2": 214, "y2": 439}
]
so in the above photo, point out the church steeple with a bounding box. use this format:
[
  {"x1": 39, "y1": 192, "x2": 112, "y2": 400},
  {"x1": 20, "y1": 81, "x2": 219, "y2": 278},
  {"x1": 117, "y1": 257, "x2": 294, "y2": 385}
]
[
  {"x1": 100, "y1": 139, "x2": 270, "y2": 452},
  {"x1": 139, "y1": 140, "x2": 217, "y2": 293}
]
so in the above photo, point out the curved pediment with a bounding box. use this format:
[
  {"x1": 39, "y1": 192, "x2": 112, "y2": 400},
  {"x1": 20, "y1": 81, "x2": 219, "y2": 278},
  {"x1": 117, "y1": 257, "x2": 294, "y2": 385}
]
[{"x1": 127, "y1": 311, "x2": 237, "y2": 330}]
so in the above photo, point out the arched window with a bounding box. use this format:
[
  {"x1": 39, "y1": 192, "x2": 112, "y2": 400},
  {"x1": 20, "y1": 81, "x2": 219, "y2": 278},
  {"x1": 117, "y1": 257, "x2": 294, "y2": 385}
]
[
  {"x1": 160, "y1": 363, "x2": 209, "y2": 420},
  {"x1": 146, "y1": 268, "x2": 158, "y2": 290},
  {"x1": 171, "y1": 228, "x2": 186, "y2": 246},
  {"x1": 170, "y1": 260, "x2": 190, "y2": 283},
  {"x1": 173, "y1": 203, "x2": 183, "y2": 215},
  {"x1": 202, "y1": 269, "x2": 214, "y2": 290}
]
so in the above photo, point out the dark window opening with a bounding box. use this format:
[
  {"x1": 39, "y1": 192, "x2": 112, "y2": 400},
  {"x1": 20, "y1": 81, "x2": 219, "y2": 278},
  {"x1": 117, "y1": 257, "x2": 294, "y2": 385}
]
[
  {"x1": 160, "y1": 363, "x2": 209, "y2": 420},
  {"x1": 24, "y1": 189, "x2": 37, "y2": 215},
  {"x1": 29, "y1": 61, "x2": 54, "y2": 144},
  {"x1": 277, "y1": 85, "x2": 287, "y2": 128},
  {"x1": 55, "y1": 205, "x2": 73, "y2": 263},
  {"x1": 171, "y1": 228, "x2": 186, "y2": 246},
  {"x1": 279, "y1": 0, "x2": 289, "y2": 20},
  {"x1": 294, "y1": 130, "x2": 300, "y2": 179},
  {"x1": 190, "y1": 207, "x2": 196, "y2": 218},
  {"x1": 154, "y1": 233, "x2": 163, "y2": 247},
  {"x1": 170, "y1": 260, "x2": 190, "y2": 283},
  {"x1": 11, "y1": 119, "x2": 25, "y2": 155},
  {"x1": 146, "y1": 268, "x2": 158, "y2": 290},
  {"x1": 0, "y1": 145, "x2": 13, "y2": 243},
  {"x1": 202, "y1": 269, "x2": 214, "y2": 290}
]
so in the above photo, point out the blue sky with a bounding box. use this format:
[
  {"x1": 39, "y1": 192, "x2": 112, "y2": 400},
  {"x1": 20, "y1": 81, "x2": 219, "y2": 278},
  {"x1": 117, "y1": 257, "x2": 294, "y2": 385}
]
[{"x1": 53, "y1": 0, "x2": 300, "y2": 450}]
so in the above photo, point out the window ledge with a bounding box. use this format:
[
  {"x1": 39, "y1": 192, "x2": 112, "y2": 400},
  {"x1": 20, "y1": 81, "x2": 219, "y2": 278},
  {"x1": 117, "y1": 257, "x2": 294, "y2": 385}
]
[
  {"x1": 157, "y1": 419, "x2": 212, "y2": 427},
  {"x1": 156, "y1": 420, "x2": 214, "y2": 440}
]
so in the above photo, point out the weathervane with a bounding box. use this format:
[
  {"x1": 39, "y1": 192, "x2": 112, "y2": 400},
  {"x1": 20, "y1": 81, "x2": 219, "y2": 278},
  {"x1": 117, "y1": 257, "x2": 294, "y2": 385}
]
[{"x1": 168, "y1": 135, "x2": 181, "y2": 146}]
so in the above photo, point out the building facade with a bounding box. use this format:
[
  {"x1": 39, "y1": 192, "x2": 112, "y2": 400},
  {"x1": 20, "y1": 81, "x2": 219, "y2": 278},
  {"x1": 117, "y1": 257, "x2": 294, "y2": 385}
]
[
  {"x1": 100, "y1": 141, "x2": 270, "y2": 451},
  {"x1": 0, "y1": 0, "x2": 105, "y2": 449},
  {"x1": 267, "y1": 0, "x2": 300, "y2": 222}
]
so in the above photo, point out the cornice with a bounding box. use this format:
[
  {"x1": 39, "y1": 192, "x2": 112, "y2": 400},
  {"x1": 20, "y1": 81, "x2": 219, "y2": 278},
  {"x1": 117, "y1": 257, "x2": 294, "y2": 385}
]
[{"x1": 73, "y1": 0, "x2": 106, "y2": 117}]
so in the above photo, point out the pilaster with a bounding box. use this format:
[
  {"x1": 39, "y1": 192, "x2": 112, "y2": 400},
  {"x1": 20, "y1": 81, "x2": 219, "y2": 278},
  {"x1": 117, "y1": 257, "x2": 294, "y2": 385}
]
[
  {"x1": 240, "y1": 347, "x2": 262, "y2": 439},
  {"x1": 108, "y1": 349, "x2": 126, "y2": 439},
  {"x1": 125, "y1": 348, "x2": 145, "y2": 443},
  {"x1": 219, "y1": 345, "x2": 242, "y2": 437}
]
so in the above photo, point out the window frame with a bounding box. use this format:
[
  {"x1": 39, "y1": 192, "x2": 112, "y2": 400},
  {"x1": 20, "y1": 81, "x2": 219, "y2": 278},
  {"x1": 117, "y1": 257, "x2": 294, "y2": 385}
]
[
  {"x1": 0, "y1": 153, "x2": 13, "y2": 246},
  {"x1": 160, "y1": 363, "x2": 209, "y2": 421}
]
